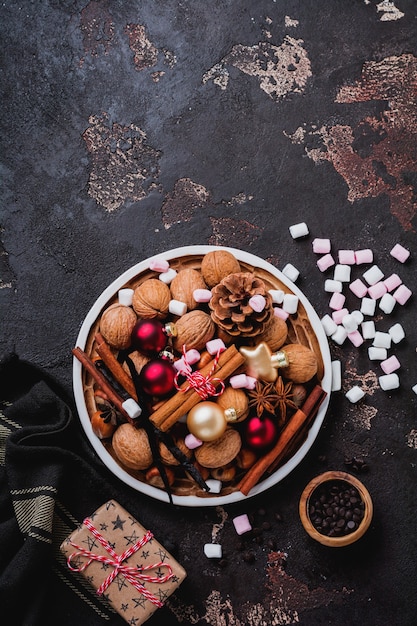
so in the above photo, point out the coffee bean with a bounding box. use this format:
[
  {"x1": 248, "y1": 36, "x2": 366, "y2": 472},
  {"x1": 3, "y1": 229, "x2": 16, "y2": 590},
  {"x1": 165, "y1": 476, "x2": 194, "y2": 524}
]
[{"x1": 308, "y1": 480, "x2": 365, "y2": 538}]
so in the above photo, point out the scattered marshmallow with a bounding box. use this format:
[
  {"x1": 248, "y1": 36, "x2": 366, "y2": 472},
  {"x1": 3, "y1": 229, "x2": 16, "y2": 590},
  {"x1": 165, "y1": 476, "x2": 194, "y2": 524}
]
[
  {"x1": 342, "y1": 313, "x2": 358, "y2": 332},
  {"x1": 149, "y1": 258, "x2": 170, "y2": 272},
  {"x1": 379, "y1": 293, "x2": 396, "y2": 314},
  {"x1": 118, "y1": 288, "x2": 134, "y2": 307},
  {"x1": 381, "y1": 355, "x2": 400, "y2": 375},
  {"x1": 193, "y1": 288, "x2": 212, "y2": 303},
  {"x1": 184, "y1": 433, "x2": 203, "y2": 449},
  {"x1": 204, "y1": 544, "x2": 222, "y2": 559},
  {"x1": 346, "y1": 386, "x2": 365, "y2": 403},
  {"x1": 169, "y1": 299, "x2": 187, "y2": 316},
  {"x1": 393, "y1": 284, "x2": 412, "y2": 305},
  {"x1": 269, "y1": 289, "x2": 285, "y2": 304},
  {"x1": 232, "y1": 514, "x2": 253, "y2": 535},
  {"x1": 283, "y1": 293, "x2": 299, "y2": 314},
  {"x1": 289, "y1": 222, "x2": 309, "y2": 238},
  {"x1": 348, "y1": 330, "x2": 364, "y2": 347},
  {"x1": 351, "y1": 310, "x2": 364, "y2": 325},
  {"x1": 361, "y1": 320, "x2": 376, "y2": 340},
  {"x1": 334, "y1": 264, "x2": 351, "y2": 282},
  {"x1": 274, "y1": 307, "x2": 289, "y2": 320},
  {"x1": 313, "y1": 238, "x2": 331, "y2": 254},
  {"x1": 206, "y1": 339, "x2": 226, "y2": 355},
  {"x1": 205, "y1": 479, "x2": 222, "y2": 493},
  {"x1": 379, "y1": 373, "x2": 400, "y2": 391},
  {"x1": 390, "y1": 243, "x2": 410, "y2": 263},
  {"x1": 122, "y1": 398, "x2": 142, "y2": 420},
  {"x1": 230, "y1": 374, "x2": 257, "y2": 389},
  {"x1": 325, "y1": 279, "x2": 343, "y2": 293},
  {"x1": 349, "y1": 278, "x2": 368, "y2": 298},
  {"x1": 388, "y1": 323, "x2": 405, "y2": 344},
  {"x1": 355, "y1": 249, "x2": 373, "y2": 264},
  {"x1": 331, "y1": 326, "x2": 348, "y2": 345},
  {"x1": 329, "y1": 292, "x2": 346, "y2": 310},
  {"x1": 332, "y1": 308, "x2": 349, "y2": 324},
  {"x1": 321, "y1": 314, "x2": 338, "y2": 336},
  {"x1": 363, "y1": 265, "x2": 384, "y2": 286},
  {"x1": 338, "y1": 249, "x2": 356, "y2": 265},
  {"x1": 360, "y1": 297, "x2": 376, "y2": 317},
  {"x1": 249, "y1": 294, "x2": 267, "y2": 312},
  {"x1": 383, "y1": 273, "x2": 402, "y2": 292},
  {"x1": 373, "y1": 331, "x2": 392, "y2": 349},
  {"x1": 245, "y1": 376, "x2": 258, "y2": 390},
  {"x1": 331, "y1": 360, "x2": 342, "y2": 391},
  {"x1": 317, "y1": 254, "x2": 335, "y2": 272},
  {"x1": 368, "y1": 346, "x2": 388, "y2": 361},
  {"x1": 368, "y1": 281, "x2": 387, "y2": 300},
  {"x1": 412, "y1": 384, "x2": 417, "y2": 395},
  {"x1": 159, "y1": 268, "x2": 177, "y2": 284}
]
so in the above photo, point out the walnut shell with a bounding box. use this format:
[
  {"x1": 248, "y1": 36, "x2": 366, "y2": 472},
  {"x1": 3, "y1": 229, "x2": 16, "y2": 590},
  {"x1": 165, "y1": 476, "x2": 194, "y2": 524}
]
[
  {"x1": 281, "y1": 343, "x2": 318, "y2": 383},
  {"x1": 159, "y1": 438, "x2": 193, "y2": 466},
  {"x1": 172, "y1": 310, "x2": 215, "y2": 352},
  {"x1": 99, "y1": 303, "x2": 137, "y2": 350},
  {"x1": 255, "y1": 315, "x2": 288, "y2": 351},
  {"x1": 132, "y1": 279, "x2": 170, "y2": 319},
  {"x1": 170, "y1": 268, "x2": 207, "y2": 311},
  {"x1": 112, "y1": 424, "x2": 153, "y2": 470},
  {"x1": 195, "y1": 428, "x2": 242, "y2": 468},
  {"x1": 216, "y1": 387, "x2": 249, "y2": 423},
  {"x1": 201, "y1": 250, "x2": 241, "y2": 288}
]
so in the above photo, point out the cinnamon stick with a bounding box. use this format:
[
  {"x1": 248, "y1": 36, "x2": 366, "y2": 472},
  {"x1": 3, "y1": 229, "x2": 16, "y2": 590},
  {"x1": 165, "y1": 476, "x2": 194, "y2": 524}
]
[
  {"x1": 95, "y1": 333, "x2": 138, "y2": 401},
  {"x1": 150, "y1": 345, "x2": 245, "y2": 431},
  {"x1": 72, "y1": 347, "x2": 131, "y2": 421},
  {"x1": 238, "y1": 385, "x2": 327, "y2": 496}
]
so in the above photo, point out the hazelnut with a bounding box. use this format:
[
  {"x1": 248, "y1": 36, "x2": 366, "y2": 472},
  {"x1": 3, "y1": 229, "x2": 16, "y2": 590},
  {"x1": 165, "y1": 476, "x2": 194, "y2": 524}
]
[
  {"x1": 216, "y1": 387, "x2": 249, "y2": 423},
  {"x1": 195, "y1": 428, "x2": 242, "y2": 468},
  {"x1": 236, "y1": 448, "x2": 258, "y2": 470},
  {"x1": 145, "y1": 466, "x2": 175, "y2": 489},
  {"x1": 99, "y1": 303, "x2": 137, "y2": 350},
  {"x1": 132, "y1": 279, "x2": 170, "y2": 319},
  {"x1": 170, "y1": 268, "x2": 207, "y2": 311},
  {"x1": 112, "y1": 424, "x2": 153, "y2": 470},
  {"x1": 201, "y1": 250, "x2": 241, "y2": 288},
  {"x1": 210, "y1": 463, "x2": 236, "y2": 482},
  {"x1": 172, "y1": 310, "x2": 215, "y2": 352}
]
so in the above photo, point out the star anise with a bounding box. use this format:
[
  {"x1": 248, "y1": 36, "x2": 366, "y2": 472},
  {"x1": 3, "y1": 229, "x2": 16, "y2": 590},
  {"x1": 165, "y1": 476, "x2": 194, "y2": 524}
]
[
  {"x1": 247, "y1": 380, "x2": 280, "y2": 417},
  {"x1": 274, "y1": 376, "x2": 298, "y2": 424}
]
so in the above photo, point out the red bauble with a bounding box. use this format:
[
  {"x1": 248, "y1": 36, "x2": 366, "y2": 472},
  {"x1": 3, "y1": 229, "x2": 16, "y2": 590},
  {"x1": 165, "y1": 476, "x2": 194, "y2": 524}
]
[
  {"x1": 139, "y1": 358, "x2": 176, "y2": 396},
  {"x1": 131, "y1": 319, "x2": 167, "y2": 355},
  {"x1": 244, "y1": 415, "x2": 278, "y2": 451}
]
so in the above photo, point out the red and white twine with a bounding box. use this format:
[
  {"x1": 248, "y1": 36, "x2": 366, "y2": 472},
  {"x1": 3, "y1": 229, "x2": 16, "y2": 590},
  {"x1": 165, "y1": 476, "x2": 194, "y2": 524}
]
[
  {"x1": 174, "y1": 346, "x2": 225, "y2": 399},
  {"x1": 67, "y1": 518, "x2": 173, "y2": 607}
]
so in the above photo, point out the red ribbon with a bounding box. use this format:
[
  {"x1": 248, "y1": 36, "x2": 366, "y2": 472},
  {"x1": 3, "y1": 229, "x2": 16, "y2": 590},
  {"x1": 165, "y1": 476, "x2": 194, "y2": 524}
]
[
  {"x1": 174, "y1": 346, "x2": 225, "y2": 399},
  {"x1": 67, "y1": 518, "x2": 173, "y2": 607}
]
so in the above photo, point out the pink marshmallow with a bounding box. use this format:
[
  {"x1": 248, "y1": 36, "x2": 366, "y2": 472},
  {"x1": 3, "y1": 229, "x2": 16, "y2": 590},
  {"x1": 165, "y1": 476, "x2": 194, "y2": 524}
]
[
  {"x1": 249, "y1": 294, "x2": 266, "y2": 312},
  {"x1": 348, "y1": 330, "x2": 364, "y2": 347},
  {"x1": 381, "y1": 355, "x2": 400, "y2": 375},
  {"x1": 368, "y1": 281, "x2": 387, "y2": 300},
  {"x1": 390, "y1": 243, "x2": 410, "y2": 263},
  {"x1": 332, "y1": 308, "x2": 349, "y2": 324},
  {"x1": 355, "y1": 249, "x2": 373, "y2": 264},
  {"x1": 393, "y1": 284, "x2": 412, "y2": 305},
  {"x1": 232, "y1": 514, "x2": 252, "y2": 535},
  {"x1": 174, "y1": 349, "x2": 201, "y2": 372},
  {"x1": 274, "y1": 307, "x2": 289, "y2": 320},
  {"x1": 193, "y1": 288, "x2": 212, "y2": 303},
  {"x1": 317, "y1": 253, "x2": 335, "y2": 272},
  {"x1": 383, "y1": 273, "x2": 402, "y2": 292},
  {"x1": 349, "y1": 279, "x2": 368, "y2": 298},
  {"x1": 245, "y1": 376, "x2": 258, "y2": 390},
  {"x1": 149, "y1": 258, "x2": 170, "y2": 272},
  {"x1": 230, "y1": 374, "x2": 250, "y2": 389},
  {"x1": 329, "y1": 292, "x2": 346, "y2": 310},
  {"x1": 338, "y1": 249, "x2": 356, "y2": 265},
  {"x1": 206, "y1": 339, "x2": 226, "y2": 355},
  {"x1": 184, "y1": 433, "x2": 203, "y2": 449},
  {"x1": 312, "y1": 238, "x2": 331, "y2": 254}
]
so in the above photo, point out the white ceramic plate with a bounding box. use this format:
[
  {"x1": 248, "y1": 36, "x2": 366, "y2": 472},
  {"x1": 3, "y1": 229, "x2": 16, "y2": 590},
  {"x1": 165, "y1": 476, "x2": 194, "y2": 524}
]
[{"x1": 73, "y1": 245, "x2": 332, "y2": 506}]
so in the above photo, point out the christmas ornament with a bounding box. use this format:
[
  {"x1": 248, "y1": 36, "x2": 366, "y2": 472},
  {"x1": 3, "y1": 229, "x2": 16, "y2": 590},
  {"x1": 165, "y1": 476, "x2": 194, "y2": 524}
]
[
  {"x1": 240, "y1": 342, "x2": 277, "y2": 382},
  {"x1": 244, "y1": 415, "x2": 278, "y2": 451},
  {"x1": 240, "y1": 341, "x2": 318, "y2": 384},
  {"x1": 187, "y1": 401, "x2": 227, "y2": 442},
  {"x1": 131, "y1": 319, "x2": 176, "y2": 355},
  {"x1": 139, "y1": 358, "x2": 176, "y2": 396}
]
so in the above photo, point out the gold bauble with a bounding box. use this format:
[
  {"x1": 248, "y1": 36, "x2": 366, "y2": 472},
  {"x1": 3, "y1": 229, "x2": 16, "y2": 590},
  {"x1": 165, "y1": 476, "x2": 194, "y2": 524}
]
[{"x1": 187, "y1": 401, "x2": 227, "y2": 441}]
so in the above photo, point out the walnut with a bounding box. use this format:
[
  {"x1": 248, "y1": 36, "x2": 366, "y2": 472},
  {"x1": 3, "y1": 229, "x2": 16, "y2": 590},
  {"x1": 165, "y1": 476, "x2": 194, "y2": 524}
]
[
  {"x1": 112, "y1": 424, "x2": 153, "y2": 470},
  {"x1": 255, "y1": 315, "x2": 288, "y2": 351},
  {"x1": 279, "y1": 343, "x2": 318, "y2": 383},
  {"x1": 172, "y1": 310, "x2": 215, "y2": 352},
  {"x1": 170, "y1": 268, "x2": 207, "y2": 311},
  {"x1": 200, "y1": 250, "x2": 241, "y2": 288},
  {"x1": 132, "y1": 279, "x2": 170, "y2": 319},
  {"x1": 99, "y1": 303, "x2": 137, "y2": 350},
  {"x1": 195, "y1": 428, "x2": 242, "y2": 468}
]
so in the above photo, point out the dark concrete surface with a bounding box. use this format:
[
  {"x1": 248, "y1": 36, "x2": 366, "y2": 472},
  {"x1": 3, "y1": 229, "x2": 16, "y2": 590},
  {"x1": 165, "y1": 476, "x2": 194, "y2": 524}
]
[{"x1": 1, "y1": 1, "x2": 417, "y2": 624}]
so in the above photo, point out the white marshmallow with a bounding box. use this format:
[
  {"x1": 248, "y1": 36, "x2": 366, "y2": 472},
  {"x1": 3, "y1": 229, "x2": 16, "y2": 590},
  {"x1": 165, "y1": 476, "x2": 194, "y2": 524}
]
[
  {"x1": 373, "y1": 331, "x2": 392, "y2": 349},
  {"x1": 269, "y1": 289, "x2": 285, "y2": 304},
  {"x1": 205, "y1": 479, "x2": 222, "y2": 493},
  {"x1": 331, "y1": 326, "x2": 348, "y2": 345},
  {"x1": 361, "y1": 320, "x2": 376, "y2": 340},
  {"x1": 345, "y1": 386, "x2": 365, "y2": 403},
  {"x1": 334, "y1": 264, "x2": 351, "y2": 282},
  {"x1": 204, "y1": 543, "x2": 222, "y2": 559},
  {"x1": 289, "y1": 222, "x2": 309, "y2": 238},
  {"x1": 331, "y1": 360, "x2": 342, "y2": 391},
  {"x1": 368, "y1": 346, "x2": 388, "y2": 361},
  {"x1": 282, "y1": 263, "x2": 300, "y2": 282},
  {"x1": 321, "y1": 314, "x2": 338, "y2": 336},
  {"x1": 169, "y1": 299, "x2": 187, "y2": 316},
  {"x1": 351, "y1": 310, "x2": 364, "y2": 325},
  {"x1": 379, "y1": 373, "x2": 400, "y2": 391},
  {"x1": 379, "y1": 293, "x2": 396, "y2": 314},
  {"x1": 122, "y1": 398, "x2": 142, "y2": 419},
  {"x1": 388, "y1": 323, "x2": 405, "y2": 344},
  {"x1": 118, "y1": 288, "x2": 134, "y2": 307},
  {"x1": 360, "y1": 297, "x2": 376, "y2": 317},
  {"x1": 159, "y1": 268, "x2": 177, "y2": 284},
  {"x1": 342, "y1": 314, "x2": 358, "y2": 332},
  {"x1": 363, "y1": 265, "x2": 384, "y2": 286},
  {"x1": 325, "y1": 279, "x2": 343, "y2": 293},
  {"x1": 282, "y1": 293, "x2": 299, "y2": 314}
]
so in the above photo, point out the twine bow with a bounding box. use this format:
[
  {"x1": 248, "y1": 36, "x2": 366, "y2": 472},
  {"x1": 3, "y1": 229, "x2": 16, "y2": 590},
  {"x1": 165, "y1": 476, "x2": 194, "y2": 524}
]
[
  {"x1": 174, "y1": 346, "x2": 225, "y2": 399},
  {"x1": 67, "y1": 518, "x2": 173, "y2": 607}
]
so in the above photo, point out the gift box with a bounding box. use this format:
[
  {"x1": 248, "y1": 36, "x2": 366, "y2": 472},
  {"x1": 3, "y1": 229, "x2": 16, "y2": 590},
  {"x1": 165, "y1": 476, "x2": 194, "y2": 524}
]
[{"x1": 60, "y1": 500, "x2": 186, "y2": 625}]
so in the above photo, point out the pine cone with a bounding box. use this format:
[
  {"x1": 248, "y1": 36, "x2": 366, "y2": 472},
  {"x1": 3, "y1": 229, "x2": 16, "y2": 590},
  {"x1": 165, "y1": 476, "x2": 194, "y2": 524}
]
[{"x1": 209, "y1": 272, "x2": 274, "y2": 337}]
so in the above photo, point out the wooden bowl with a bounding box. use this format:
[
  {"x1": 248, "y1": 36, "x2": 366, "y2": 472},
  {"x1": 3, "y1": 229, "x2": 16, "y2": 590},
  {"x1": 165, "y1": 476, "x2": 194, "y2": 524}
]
[{"x1": 299, "y1": 471, "x2": 373, "y2": 547}]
